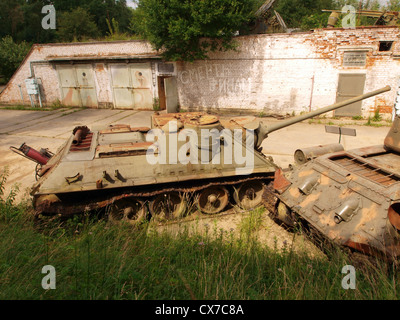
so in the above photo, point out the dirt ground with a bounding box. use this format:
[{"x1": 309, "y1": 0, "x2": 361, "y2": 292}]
[{"x1": 152, "y1": 208, "x2": 327, "y2": 259}]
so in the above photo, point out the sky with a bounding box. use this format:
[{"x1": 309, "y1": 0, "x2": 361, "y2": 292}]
[{"x1": 126, "y1": 0, "x2": 137, "y2": 9}]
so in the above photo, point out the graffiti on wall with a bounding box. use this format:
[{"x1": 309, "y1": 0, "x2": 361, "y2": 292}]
[{"x1": 178, "y1": 63, "x2": 250, "y2": 95}]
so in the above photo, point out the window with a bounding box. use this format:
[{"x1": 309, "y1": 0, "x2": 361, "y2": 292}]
[{"x1": 379, "y1": 41, "x2": 394, "y2": 52}]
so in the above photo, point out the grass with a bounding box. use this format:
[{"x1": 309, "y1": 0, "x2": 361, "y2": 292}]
[
  {"x1": 372, "y1": 109, "x2": 382, "y2": 122},
  {"x1": 0, "y1": 168, "x2": 399, "y2": 300},
  {"x1": 153, "y1": 98, "x2": 161, "y2": 112},
  {"x1": 0, "y1": 101, "x2": 86, "y2": 113},
  {"x1": 365, "y1": 116, "x2": 385, "y2": 127}
]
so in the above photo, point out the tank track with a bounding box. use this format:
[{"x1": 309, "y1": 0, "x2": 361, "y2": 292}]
[{"x1": 34, "y1": 174, "x2": 276, "y2": 221}]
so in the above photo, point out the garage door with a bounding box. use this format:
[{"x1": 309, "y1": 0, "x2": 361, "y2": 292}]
[
  {"x1": 57, "y1": 65, "x2": 98, "y2": 108},
  {"x1": 110, "y1": 63, "x2": 153, "y2": 109}
]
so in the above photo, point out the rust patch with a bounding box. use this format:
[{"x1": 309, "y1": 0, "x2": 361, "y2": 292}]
[
  {"x1": 35, "y1": 174, "x2": 273, "y2": 216},
  {"x1": 273, "y1": 168, "x2": 292, "y2": 194},
  {"x1": 69, "y1": 132, "x2": 93, "y2": 152},
  {"x1": 152, "y1": 112, "x2": 219, "y2": 128},
  {"x1": 96, "y1": 64, "x2": 105, "y2": 72},
  {"x1": 63, "y1": 88, "x2": 74, "y2": 105},
  {"x1": 97, "y1": 142, "x2": 154, "y2": 158},
  {"x1": 344, "y1": 239, "x2": 374, "y2": 255}
]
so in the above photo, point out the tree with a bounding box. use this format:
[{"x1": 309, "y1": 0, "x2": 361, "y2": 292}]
[
  {"x1": 0, "y1": 0, "x2": 134, "y2": 44},
  {"x1": 0, "y1": 36, "x2": 31, "y2": 81},
  {"x1": 56, "y1": 7, "x2": 99, "y2": 42},
  {"x1": 132, "y1": 0, "x2": 258, "y2": 61},
  {"x1": 386, "y1": 0, "x2": 400, "y2": 11},
  {"x1": 274, "y1": 0, "x2": 336, "y2": 30},
  {"x1": 0, "y1": 1, "x2": 26, "y2": 40},
  {"x1": 85, "y1": 0, "x2": 134, "y2": 36}
]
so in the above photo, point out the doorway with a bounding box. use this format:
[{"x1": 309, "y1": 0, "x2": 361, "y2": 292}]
[
  {"x1": 158, "y1": 76, "x2": 179, "y2": 113},
  {"x1": 335, "y1": 73, "x2": 366, "y2": 117}
]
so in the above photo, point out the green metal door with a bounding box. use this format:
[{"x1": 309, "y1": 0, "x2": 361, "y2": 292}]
[
  {"x1": 335, "y1": 74, "x2": 366, "y2": 117},
  {"x1": 111, "y1": 63, "x2": 153, "y2": 109},
  {"x1": 57, "y1": 65, "x2": 98, "y2": 108}
]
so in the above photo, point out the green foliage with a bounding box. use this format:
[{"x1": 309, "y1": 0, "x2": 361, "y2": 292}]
[
  {"x1": 0, "y1": 168, "x2": 23, "y2": 223},
  {"x1": 274, "y1": 0, "x2": 387, "y2": 30},
  {"x1": 132, "y1": 0, "x2": 257, "y2": 61},
  {"x1": 153, "y1": 98, "x2": 161, "y2": 111},
  {"x1": 56, "y1": 7, "x2": 99, "y2": 42},
  {"x1": 372, "y1": 108, "x2": 382, "y2": 122},
  {"x1": 104, "y1": 18, "x2": 133, "y2": 41},
  {"x1": 0, "y1": 0, "x2": 134, "y2": 44},
  {"x1": 274, "y1": 0, "x2": 335, "y2": 30},
  {"x1": 0, "y1": 207, "x2": 396, "y2": 300},
  {"x1": 0, "y1": 180, "x2": 396, "y2": 300},
  {"x1": 0, "y1": 36, "x2": 31, "y2": 81},
  {"x1": 387, "y1": 0, "x2": 400, "y2": 11}
]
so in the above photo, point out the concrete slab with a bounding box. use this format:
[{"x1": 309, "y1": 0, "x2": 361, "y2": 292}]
[
  {"x1": 0, "y1": 108, "x2": 390, "y2": 204},
  {"x1": 0, "y1": 109, "x2": 74, "y2": 134}
]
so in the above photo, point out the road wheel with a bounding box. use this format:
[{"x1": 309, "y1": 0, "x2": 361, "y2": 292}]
[
  {"x1": 149, "y1": 192, "x2": 187, "y2": 222},
  {"x1": 108, "y1": 198, "x2": 147, "y2": 225},
  {"x1": 233, "y1": 181, "x2": 266, "y2": 210},
  {"x1": 197, "y1": 186, "x2": 229, "y2": 214}
]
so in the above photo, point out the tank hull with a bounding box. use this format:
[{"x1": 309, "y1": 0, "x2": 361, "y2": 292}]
[
  {"x1": 31, "y1": 113, "x2": 278, "y2": 220},
  {"x1": 274, "y1": 144, "x2": 400, "y2": 261}
]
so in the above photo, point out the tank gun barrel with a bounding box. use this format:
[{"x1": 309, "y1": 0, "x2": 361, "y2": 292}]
[{"x1": 255, "y1": 85, "x2": 391, "y2": 148}]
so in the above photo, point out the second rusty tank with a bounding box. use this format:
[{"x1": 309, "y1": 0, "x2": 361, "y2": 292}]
[
  {"x1": 272, "y1": 107, "x2": 400, "y2": 262},
  {"x1": 13, "y1": 86, "x2": 390, "y2": 226}
]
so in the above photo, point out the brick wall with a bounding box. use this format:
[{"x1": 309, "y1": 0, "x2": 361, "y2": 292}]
[
  {"x1": 1, "y1": 27, "x2": 399, "y2": 117},
  {"x1": 176, "y1": 26, "x2": 400, "y2": 117}
]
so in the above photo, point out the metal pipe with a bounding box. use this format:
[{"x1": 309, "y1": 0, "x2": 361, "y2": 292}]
[
  {"x1": 309, "y1": 75, "x2": 315, "y2": 112},
  {"x1": 254, "y1": 85, "x2": 391, "y2": 149},
  {"x1": 18, "y1": 84, "x2": 24, "y2": 102},
  {"x1": 266, "y1": 85, "x2": 391, "y2": 134}
]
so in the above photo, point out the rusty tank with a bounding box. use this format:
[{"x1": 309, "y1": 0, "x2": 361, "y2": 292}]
[
  {"x1": 11, "y1": 86, "x2": 390, "y2": 226},
  {"x1": 272, "y1": 98, "x2": 400, "y2": 262}
]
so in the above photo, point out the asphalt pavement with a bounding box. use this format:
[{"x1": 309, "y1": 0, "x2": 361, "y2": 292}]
[{"x1": 0, "y1": 107, "x2": 390, "y2": 203}]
